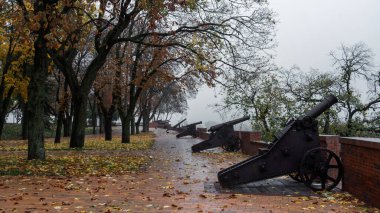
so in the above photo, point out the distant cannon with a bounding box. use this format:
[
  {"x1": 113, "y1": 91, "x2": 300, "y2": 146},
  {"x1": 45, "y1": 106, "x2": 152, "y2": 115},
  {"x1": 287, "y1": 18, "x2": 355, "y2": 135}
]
[
  {"x1": 191, "y1": 116, "x2": 250, "y2": 152},
  {"x1": 176, "y1": 121, "x2": 202, "y2": 138},
  {"x1": 152, "y1": 120, "x2": 171, "y2": 129},
  {"x1": 166, "y1": 119, "x2": 187, "y2": 133},
  {"x1": 218, "y1": 95, "x2": 343, "y2": 191}
]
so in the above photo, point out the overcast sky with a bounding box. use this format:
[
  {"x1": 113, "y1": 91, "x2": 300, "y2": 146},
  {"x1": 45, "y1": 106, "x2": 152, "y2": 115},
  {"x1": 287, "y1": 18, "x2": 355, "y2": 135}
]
[{"x1": 176, "y1": 0, "x2": 380, "y2": 126}]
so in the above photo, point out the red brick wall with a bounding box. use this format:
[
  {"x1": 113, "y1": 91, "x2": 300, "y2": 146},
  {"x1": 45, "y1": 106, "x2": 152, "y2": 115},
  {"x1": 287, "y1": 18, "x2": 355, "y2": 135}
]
[
  {"x1": 319, "y1": 135, "x2": 341, "y2": 156},
  {"x1": 340, "y1": 137, "x2": 380, "y2": 209},
  {"x1": 149, "y1": 122, "x2": 158, "y2": 128},
  {"x1": 196, "y1": 128, "x2": 208, "y2": 140},
  {"x1": 149, "y1": 122, "x2": 169, "y2": 129},
  {"x1": 238, "y1": 131, "x2": 264, "y2": 155},
  {"x1": 197, "y1": 128, "x2": 207, "y2": 133},
  {"x1": 238, "y1": 131, "x2": 261, "y2": 143},
  {"x1": 241, "y1": 140, "x2": 268, "y2": 156}
]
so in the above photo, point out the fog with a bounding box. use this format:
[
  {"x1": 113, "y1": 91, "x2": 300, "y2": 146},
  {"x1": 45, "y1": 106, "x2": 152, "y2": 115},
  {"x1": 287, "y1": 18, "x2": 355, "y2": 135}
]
[{"x1": 174, "y1": 0, "x2": 380, "y2": 128}]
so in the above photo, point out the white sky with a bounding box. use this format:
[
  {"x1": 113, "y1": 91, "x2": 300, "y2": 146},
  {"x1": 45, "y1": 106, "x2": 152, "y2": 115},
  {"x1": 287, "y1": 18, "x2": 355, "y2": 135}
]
[{"x1": 179, "y1": 0, "x2": 380, "y2": 127}]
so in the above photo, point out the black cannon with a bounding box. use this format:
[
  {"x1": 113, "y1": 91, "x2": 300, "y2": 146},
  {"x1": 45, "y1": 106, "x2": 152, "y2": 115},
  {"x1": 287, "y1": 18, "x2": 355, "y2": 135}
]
[
  {"x1": 176, "y1": 121, "x2": 202, "y2": 138},
  {"x1": 192, "y1": 116, "x2": 250, "y2": 152},
  {"x1": 218, "y1": 95, "x2": 343, "y2": 191},
  {"x1": 166, "y1": 119, "x2": 187, "y2": 133}
]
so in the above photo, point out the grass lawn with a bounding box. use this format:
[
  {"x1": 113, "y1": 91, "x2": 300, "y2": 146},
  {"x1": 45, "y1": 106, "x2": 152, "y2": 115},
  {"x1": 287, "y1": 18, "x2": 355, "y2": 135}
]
[{"x1": 0, "y1": 132, "x2": 155, "y2": 176}]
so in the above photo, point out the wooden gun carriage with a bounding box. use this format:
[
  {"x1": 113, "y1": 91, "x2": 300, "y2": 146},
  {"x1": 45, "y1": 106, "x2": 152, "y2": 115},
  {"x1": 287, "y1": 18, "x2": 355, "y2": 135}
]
[
  {"x1": 192, "y1": 116, "x2": 250, "y2": 152},
  {"x1": 218, "y1": 95, "x2": 343, "y2": 191},
  {"x1": 176, "y1": 121, "x2": 202, "y2": 138}
]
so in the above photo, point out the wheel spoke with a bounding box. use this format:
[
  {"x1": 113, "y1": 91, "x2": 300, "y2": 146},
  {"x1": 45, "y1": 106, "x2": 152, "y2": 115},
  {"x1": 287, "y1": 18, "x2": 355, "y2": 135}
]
[
  {"x1": 326, "y1": 175, "x2": 337, "y2": 182},
  {"x1": 324, "y1": 153, "x2": 333, "y2": 166},
  {"x1": 300, "y1": 148, "x2": 343, "y2": 191}
]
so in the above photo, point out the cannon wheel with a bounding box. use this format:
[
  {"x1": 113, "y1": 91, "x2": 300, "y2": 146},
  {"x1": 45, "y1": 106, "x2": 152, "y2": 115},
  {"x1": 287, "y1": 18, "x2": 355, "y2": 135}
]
[
  {"x1": 289, "y1": 172, "x2": 302, "y2": 182},
  {"x1": 222, "y1": 137, "x2": 241, "y2": 152},
  {"x1": 299, "y1": 148, "x2": 343, "y2": 191}
]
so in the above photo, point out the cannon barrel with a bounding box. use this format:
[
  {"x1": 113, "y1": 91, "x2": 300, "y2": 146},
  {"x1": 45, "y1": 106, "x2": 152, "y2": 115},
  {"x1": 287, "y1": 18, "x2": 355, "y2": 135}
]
[
  {"x1": 176, "y1": 121, "x2": 202, "y2": 138},
  {"x1": 303, "y1": 95, "x2": 338, "y2": 119},
  {"x1": 172, "y1": 119, "x2": 186, "y2": 128},
  {"x1": 185, "y1": 121, "x2": 202, "y2": 127},
  {"x1": 209, "y1": 116, "x2": 250, "y2": 132}
]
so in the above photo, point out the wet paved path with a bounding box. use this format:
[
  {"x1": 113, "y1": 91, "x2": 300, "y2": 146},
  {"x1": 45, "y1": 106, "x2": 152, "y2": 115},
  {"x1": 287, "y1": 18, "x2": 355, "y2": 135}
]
[{"x1": 0, "y1": 129, "x2": 373, "y2": 212}]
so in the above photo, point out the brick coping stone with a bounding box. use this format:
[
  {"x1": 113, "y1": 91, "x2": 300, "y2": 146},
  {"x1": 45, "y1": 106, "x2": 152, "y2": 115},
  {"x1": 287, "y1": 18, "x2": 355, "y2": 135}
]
[{"x1": 340, "y1": 137, "x2": 380, "y2": 150}]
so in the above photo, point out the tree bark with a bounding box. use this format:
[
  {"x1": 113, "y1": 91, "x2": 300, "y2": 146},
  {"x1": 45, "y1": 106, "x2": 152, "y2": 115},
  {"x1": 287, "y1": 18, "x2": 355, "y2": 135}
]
[
  {"x1": 135, "y1": 113, "x2": 142, "y2": 134},
  {"x1": 142, "y1": 107, "x2": 149, "y2": 132},
  {"x1": 21, "y1": 102, "x2": 28, "y2": 140},
  {"x1": 91, "y1": 98, "x2": 97, "y2": 135},
  {"x1": 54, "y1": 111, "x2": 64, "y2": 143},
  {"x1": 121, "y1": 115, "x2": 131, "y2": 143},
  {"x1": 346, "y1": 113, "x2": 353, "y2": 136},
  {"x1": 92, "y1": 113, "x2": 97, "y2": 135},
  {"x1": 104, "y1": 112, "x2": 113, "y2": 141},
  {"x1": 27, "y1": 13, "x2": 49, "y2": 159},
  {"x1": 63, "y1": 113, "x2": 71, "y2": 137},
  {"x1": 130, "y1": 116, "x2": 135, "y2": 135},
  {"x1": 70, "y1": 93, "x2": 87, "y2": 148},
  {"x1": 97, "y1": 103, "x2": 104, "y2": 134},
  {"x1": 322, "y1": 111, "x2": 330, "y2": 134}
]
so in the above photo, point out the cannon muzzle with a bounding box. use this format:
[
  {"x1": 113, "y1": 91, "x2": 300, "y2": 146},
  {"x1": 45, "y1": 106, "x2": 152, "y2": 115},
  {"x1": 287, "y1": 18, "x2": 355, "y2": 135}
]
[
  {"x1": 176, "y1": 121, "x2": 202, "y2": 138},
  {"x1": 303, "y1": 95, "x2": 338, "y2": 119},
  {"x1": 209, "y1": 116, "x2": 250, "y2": 132},
  {"x1": 172, "y1": 119, "x2": 186, "y2": 129},
  {"x1": 186, "y1": 121, "x2": 202, "y2": 127}
]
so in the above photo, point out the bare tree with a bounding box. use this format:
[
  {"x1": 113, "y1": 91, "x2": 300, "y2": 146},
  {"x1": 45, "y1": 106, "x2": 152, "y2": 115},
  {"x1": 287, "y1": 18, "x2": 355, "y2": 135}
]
[{"x1": 331, "y1": 43, "x2": 380, "y2": 136}]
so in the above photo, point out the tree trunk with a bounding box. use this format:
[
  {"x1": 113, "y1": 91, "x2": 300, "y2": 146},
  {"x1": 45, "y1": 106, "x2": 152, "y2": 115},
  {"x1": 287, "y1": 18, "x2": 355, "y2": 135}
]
[
  {"x1": 135, "y1": 122, "x2": 140, "y2": 134},
  {"x1": 92, "y1": 113, "x2": 97, "y2": 135},
  {"x1": 27, "y1": 19, "x2": 49, "y2": 160},
  {"x1": 130, "y1": 116, "x2": 135, "y2": 135},
  {"x1": 0, "y1": 107, "x2": 8, "y2": 139},
  {"x1": 104, "y1": 112, "x2": 113, "y2": 141},
  {"x1": 142, "y1": 107, "x2": 149, "y2": 132},
  {"x1": 322, "y1": 111, "x2": 330, "y2": 134},
  {"x1": 21, "y1": 103, "x2": 28, "y2": 140},
  {"x1": 54, "y1": 111, "x2": 64, "y2": 143},
  {"x1": 0, "y1": 88, "x2": 14, "y2": 140},
  {"x1": 0, "y1": 112, "x2": 6, "y2": 140},
  {"x1": 70, "y1": 94, "x2": 87, "y2": 148},
  {"x1": 135, "y1": 113, "x2": 143, "y2": 134},
  {"x1": 63, "y1": 114, "x2": 71, "y2": 137},
  {"x1": 97, "y1": 103, "x2": 104, "y2": 134},
  {"x1": 121, "y1": 116, "x2": 131, "y2": 143},
  {"x1": 346, "y1": 114, "x2": 353, "y2": 136}
]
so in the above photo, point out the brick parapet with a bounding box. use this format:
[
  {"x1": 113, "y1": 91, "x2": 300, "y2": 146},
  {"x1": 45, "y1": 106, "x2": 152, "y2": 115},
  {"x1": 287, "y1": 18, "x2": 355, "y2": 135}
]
[
  {"x1": 340, "y1": 137, "x2": 380, "y2": 209},
  {"x1": 319, "y1": 135, "x2": 341, "y2": 156}
]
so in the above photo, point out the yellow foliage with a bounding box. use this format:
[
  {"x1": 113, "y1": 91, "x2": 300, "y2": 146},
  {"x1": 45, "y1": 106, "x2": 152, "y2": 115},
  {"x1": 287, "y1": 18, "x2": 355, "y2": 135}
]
[
  {"x1": 0, "y1": 132, "x2": 155, "y2": 151},
  {"x1": 0, "y1": 132, "x2": 155, "y2": 176},
  {"x1": 0, "y1": 154, "x2": 150, "y2": 176},
  {"x1": 0, "y1": 2, "x2": 33, "y2": 101}
]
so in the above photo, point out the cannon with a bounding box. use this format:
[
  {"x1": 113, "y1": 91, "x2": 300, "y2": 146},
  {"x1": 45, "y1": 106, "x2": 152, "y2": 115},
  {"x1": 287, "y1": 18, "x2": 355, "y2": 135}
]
[
  {"x1": 191, "y1": 116, "x2": 250, "y2": 152},
  {"x1": 153, "y1": 120, "x2": 170, "y2": 129},
  {"x1": 218, "y1": 95, "x2": 343, "y2": 191},
  {"x1": 176, "y1": 121, "x2": 202, "y2": 138},
  {"x1": 166, "y1": 119, "x2": 187, "y2": 133}
]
